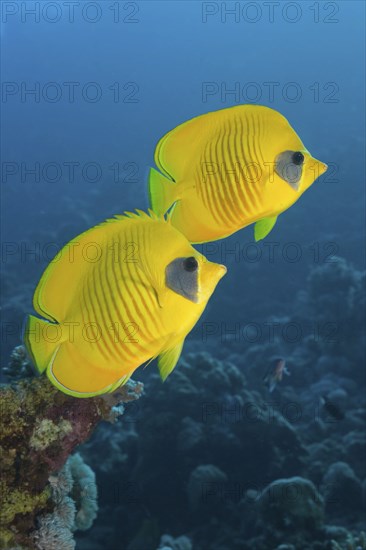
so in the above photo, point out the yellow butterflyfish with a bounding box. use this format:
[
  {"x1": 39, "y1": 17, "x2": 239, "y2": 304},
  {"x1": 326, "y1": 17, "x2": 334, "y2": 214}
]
[
  {"x1": 24, "y1": 210, "x2": 226, "y2": 397},
  {"x1": 148, "y1": 105, "x2": 328, "y2": 243}
]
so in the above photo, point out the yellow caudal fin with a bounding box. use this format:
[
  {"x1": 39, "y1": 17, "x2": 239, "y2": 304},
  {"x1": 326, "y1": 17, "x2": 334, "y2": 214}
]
[
  {"x1": 148, "y1": 167, "x2": 179, "y2": 216},
  {"x1": 23, "y1": 315, "x2": 62, "y2": 374},
  {"x1": 157, "y1": 340, "x2": 184, "y2": 381}
]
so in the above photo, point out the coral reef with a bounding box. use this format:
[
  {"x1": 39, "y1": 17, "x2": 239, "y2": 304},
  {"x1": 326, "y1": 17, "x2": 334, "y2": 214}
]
[
  {"x1": 1, "y1": 257, "x2": 364, "y2": 550},
  {"x1": 32, "y1": 514, "x2": 76, "y2": 550},
  {"x1": 79, "y1": 352, "x2": 309, "y2": 549},
  {"x1": 157, "y1": 534, "x2": 193, "y2": 550},
  {"x1": 2, "y1": 345, "x2": 35, "y2": 380},
  {"x1": 187, "y1": 464, "x2": 228, "y2": 511},
  {"x1": 79, "y1": 339, "x2": 365, "y2": 549},
  {"x1": 31, "y1": 453, "x2": 98, "y2": 549},
  {"x1": 257, "y1": 476, "x2": 324, "y2": 533},
  {"x1": 321, "y1": 462, "x2": 363, "y2": 520},
  {"x1": 328, "y1": 530, "x2": 366, "y2": 549},
  {"x1": 68, "y1": 453, "x2": 98, "y2": 531},
  {"x1": 0, "y1": 360, "x2": 143, "y2": 549}
]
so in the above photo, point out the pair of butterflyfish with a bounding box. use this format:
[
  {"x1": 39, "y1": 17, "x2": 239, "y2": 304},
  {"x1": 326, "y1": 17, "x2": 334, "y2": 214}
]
[{"x1": 24, "y1": 105, "x2": 327, "y2": 396}]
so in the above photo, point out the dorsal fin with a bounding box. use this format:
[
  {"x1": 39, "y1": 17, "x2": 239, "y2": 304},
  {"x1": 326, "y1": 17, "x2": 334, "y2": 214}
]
[{"x1": 32, "y1": 209, "x2": 164, "y2": 322}]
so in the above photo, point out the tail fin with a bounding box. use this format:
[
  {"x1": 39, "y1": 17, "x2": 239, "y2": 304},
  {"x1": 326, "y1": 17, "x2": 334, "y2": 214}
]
[
  {"x1": 23, "y1": 315, "x2": 61, "y2": 374},
  {"x1": 148, "y1": 167, "x2": 178, "y2": 216}
]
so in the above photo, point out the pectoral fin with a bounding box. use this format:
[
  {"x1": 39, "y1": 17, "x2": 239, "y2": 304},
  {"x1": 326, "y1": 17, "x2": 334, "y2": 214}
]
[
  {"x1": 254, "y1": 216, "x2": 278, "y2": 242},
  {"x1": 158, "y1": 340, "x2": 184, "y2": 381}
]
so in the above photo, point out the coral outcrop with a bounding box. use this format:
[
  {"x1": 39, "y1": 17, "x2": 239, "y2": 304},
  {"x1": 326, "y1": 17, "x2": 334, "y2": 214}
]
[
  {"x1": 0, "y1": 360, "x2": 143, "y2": 549},
  {"x1": 257, "y1": 476, "x2": 324, "y2": 532},
  {"x1": 31, "y1": 453, "x2": 98, "y2": 549}
]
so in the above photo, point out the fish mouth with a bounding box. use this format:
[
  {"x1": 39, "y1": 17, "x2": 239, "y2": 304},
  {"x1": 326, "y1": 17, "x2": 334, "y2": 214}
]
[
  {"x1": 298, "y1": 157, "x2": 328, "y2": 193},
  {"x1": 317, "y1": 160, "x2": 328, "y2": 175},
  {"x1": 217, "y1": 264, "x2": 227, "y2": 280},
  {"x1": 197, "y1": 263, "x2": 227, "y2": 304},
  {"x1": 310, "y1": 157, "x2": 328, "y2": 178}
]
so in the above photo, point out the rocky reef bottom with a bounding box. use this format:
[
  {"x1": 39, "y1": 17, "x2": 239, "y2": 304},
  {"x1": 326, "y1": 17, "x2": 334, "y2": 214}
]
[
  {"x1": 74, "y1": 350, "x2": 365, "y2": 550},
  {"x1": 0, "y1": 348, "x2": 365, "y2": 550},
  {"x1": 0, "y1": 371, "x2": 143, "y2": 549}
]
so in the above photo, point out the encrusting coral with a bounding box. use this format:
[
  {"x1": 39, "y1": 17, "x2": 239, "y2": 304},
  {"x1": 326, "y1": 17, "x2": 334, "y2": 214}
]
[{"x1": 0, "y1": 351, "x2": 143, "y2": 549}]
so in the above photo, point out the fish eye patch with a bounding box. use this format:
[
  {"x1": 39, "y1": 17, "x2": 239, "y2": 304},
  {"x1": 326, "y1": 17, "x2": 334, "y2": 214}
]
[
  {"x1": 166, "y1": 257, "x2": 199, "y2": 303},
  {"x1": 275, "y1": 150, "x2": 304, "y2": 191}
]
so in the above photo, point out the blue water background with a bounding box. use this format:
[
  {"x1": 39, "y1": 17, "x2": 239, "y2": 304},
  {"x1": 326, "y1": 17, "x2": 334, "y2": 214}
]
[{"x1": 1, "y1": 0, "x2": 365, "y2": 362}]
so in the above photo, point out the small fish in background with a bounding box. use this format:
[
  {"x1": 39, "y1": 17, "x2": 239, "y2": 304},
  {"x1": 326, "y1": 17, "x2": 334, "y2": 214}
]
[
  {"x1": 148, "y1": 104, "x2": 328, "y2": 244},
  {"x1": 321, "y1": 395, "x2": 345, "y2": 421},
  {"x1": 263, "y1": 358, "x2": 290, "y2": 392}
]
